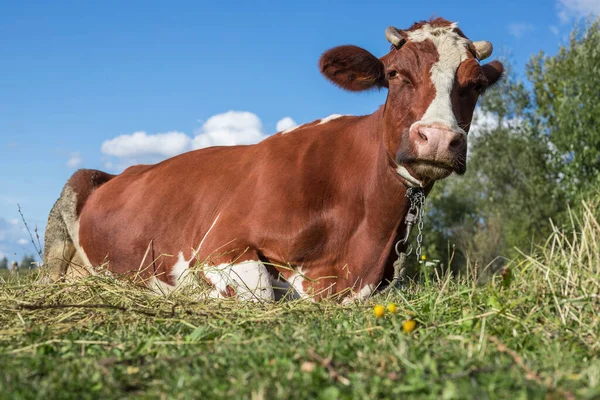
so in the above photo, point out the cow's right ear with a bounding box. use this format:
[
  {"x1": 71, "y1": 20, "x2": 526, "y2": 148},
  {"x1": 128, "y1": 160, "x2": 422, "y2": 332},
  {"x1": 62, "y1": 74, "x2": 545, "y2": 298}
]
[{"x1": 319, "y1": 45, "x2": 386, "y2": 92}]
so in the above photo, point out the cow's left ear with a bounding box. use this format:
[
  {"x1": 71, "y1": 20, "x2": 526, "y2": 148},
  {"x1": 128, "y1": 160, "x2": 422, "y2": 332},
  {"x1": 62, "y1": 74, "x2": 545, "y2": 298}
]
[
  {"x1": 319, "y1": 45, "x2": 386, "y2": 92},
  {"x1": 482, "y1": 60, "x2": 504, "y2": 87}
]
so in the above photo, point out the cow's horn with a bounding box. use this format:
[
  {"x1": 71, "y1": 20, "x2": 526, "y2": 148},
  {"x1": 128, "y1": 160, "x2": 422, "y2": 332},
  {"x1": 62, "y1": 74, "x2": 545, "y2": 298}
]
[
  {"x1": 385, "y1": 26, "x2": 404, "y2": 47},
  {"x1": 473, "y1": 41, "x2": 493, "y2": 60}
]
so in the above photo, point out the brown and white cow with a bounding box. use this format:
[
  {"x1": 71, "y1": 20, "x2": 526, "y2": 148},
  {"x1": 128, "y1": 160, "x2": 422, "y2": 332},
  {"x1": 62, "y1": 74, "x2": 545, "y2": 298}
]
[{"x1": 42, "y1": 18, "x2": 503, "y2": 301}]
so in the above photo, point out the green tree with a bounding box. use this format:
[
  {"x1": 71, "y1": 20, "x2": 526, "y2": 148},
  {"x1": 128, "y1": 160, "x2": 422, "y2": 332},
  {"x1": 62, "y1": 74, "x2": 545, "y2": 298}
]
[
  {"x1": 19, "y1": 255, "x2": 36, "y2": 269},
  {"x1": 422, "y1": 19, "x2": 600, "y2": 274},
  {"x1": 0, "y1": 257, "x2": 7, "y2": 269},
  {"x1": 423, "y1": 62, "x2": 564, "y2": 272},
  {"x1": 527, "y1": 18, "x2": 600, "y2": 202}
]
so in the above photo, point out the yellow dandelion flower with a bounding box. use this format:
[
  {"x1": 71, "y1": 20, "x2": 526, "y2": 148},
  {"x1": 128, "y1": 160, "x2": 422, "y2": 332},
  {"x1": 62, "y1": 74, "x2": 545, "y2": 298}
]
[
  {"x1": 420, "y1": 254, "x2": 427, "y2": 261},
  {"x1": 387, "y1": 303, "x2": 398, "y2": 313},
  {"x1": 403, "y1": 319, "x2": 416, "y2": 333},
  {"x1": 373, "y1": 304, "x2": 385, "y2": 318},
  {"x1": 126, "y1": 366, "x2": 139, "y2": 375}
]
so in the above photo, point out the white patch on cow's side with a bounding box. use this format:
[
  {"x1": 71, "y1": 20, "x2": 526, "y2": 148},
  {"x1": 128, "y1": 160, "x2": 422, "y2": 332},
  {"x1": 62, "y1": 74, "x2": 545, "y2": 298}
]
[
  {"x1": 396, "y1": 165, "x2": 423, "y2": 187},
  {"x1": 341, "y1": 283, "x2": 375, "y2": 304},
  {"x1": 282, "y1": 125, "x2": 301, "y2": 134},
  {"x1": 169, "y1": 214, "x2": 221, "y2": 288},
  {"x1": 407, "y1": 23, "x2": 470, "y2": 134},
  {"x1": 169, "y1": 251, "x2": 196, "y2": 287},
  {"x1": 148, "y1": 275, "x2": 176, "y2": 294},
  {"x1": 71, "y1": 218, "x2": 93, "y2": 269},
  {"x1": 355, "y1": 283, "x2": 375, "y2": 299},
  {"x1": 281, "y1": 114, "x2": 347, "y2": 135},
  {"x1": 317, "y1": 114, "x2": 345, "y2": 125},
  {"x1": 148, "y1": 253, "x2": 194, "y2": 296},
  {"x1": 60, "y1": 186, "x2": 94, "y2": 275},
  {"x1": 204, "y1": 260, "x2": 275, "y2": 301},
  {"x1": 284, "y1": 268, "x2": 314, "y2": 301}
]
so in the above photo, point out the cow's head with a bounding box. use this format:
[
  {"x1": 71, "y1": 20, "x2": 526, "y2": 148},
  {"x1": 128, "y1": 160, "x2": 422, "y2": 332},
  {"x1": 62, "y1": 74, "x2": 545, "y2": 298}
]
[{"x1": 319, "y1": 18, "x2": 503, "y2": 187}]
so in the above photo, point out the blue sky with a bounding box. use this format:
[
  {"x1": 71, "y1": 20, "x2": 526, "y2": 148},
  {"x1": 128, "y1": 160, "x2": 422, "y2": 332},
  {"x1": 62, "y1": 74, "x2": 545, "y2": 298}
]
[{"x1": 0, "y1": 0, "x2": 598, "y2": 261}]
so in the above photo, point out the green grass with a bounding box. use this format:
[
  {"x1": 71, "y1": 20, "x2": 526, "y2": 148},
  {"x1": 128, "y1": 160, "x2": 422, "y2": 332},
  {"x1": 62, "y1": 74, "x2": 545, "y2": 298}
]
[{"x1": 1, "y1": 201, "x2": 598, "y2": 399}]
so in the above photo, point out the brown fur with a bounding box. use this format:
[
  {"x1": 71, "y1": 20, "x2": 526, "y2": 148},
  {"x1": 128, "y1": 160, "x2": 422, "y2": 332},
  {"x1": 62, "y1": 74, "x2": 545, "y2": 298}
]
[
  {"x1": 319, "y1": 45, "x2": 387, "y2": 91},
  {"x1": 42, "y1": 18, "x2": 504, "y2": 301}
]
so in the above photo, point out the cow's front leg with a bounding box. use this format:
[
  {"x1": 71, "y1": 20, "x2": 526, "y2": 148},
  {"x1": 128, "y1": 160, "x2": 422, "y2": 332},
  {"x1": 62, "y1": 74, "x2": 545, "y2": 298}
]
[
  {"x1": 202, "y1": 252, "x2": 275, "y2": 302},
  {"x1": 276, "y1": 264, "x2": 378, "y2": 302}
]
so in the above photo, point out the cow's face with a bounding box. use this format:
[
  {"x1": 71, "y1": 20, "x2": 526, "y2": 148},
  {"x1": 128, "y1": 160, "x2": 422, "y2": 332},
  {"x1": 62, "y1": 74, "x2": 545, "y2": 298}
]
[{"x1": 320, "y1": 18, "x2": 503, "y2": 187}]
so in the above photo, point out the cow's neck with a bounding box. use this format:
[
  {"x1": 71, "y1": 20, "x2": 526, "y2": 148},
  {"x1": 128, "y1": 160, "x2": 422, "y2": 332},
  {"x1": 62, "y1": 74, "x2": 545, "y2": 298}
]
[{"x1": 350, "y1": 107, "x2": 421, "y2": 283}]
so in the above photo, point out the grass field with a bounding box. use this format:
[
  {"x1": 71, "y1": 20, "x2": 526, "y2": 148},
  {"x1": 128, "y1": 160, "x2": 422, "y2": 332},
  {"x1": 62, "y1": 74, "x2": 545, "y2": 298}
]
[{"x1": 1, "y1": 202, "x2": 598, "y2": 399}]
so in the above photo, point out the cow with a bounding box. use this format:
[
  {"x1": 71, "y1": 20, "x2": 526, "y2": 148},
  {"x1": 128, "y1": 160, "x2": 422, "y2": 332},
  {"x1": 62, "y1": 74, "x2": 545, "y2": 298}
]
[{"x1": 41, "y1": 18, "x2": 503, "y2": 302}]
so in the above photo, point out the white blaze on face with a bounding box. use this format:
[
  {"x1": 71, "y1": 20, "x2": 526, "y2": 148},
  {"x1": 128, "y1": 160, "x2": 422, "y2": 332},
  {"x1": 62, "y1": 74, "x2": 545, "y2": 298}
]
[{"x1": 407, "y1": 23, "x2": 471, "y2": 133}]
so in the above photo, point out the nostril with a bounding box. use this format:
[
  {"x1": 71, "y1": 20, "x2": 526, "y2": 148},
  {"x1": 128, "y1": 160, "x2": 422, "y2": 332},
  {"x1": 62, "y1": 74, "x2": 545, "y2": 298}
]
[
  {"x1": 449, "y1": 136, "x2": 463, "y2": 149},
  {"x1": 418, "y1": 131, "x2": 428, "y2": 141}
]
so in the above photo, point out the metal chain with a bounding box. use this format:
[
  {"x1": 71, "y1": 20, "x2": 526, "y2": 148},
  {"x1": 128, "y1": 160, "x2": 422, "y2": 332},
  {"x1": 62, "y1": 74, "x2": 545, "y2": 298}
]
[
  {"x1": 381, "y1": 187, "x2": 427, "y2": 294},
  {"x1": 414, "y1": 189, "x2": 425, "y2": 260},
  {"x1": 394, "y1": 187, "x2": 426, "y2": 259}
]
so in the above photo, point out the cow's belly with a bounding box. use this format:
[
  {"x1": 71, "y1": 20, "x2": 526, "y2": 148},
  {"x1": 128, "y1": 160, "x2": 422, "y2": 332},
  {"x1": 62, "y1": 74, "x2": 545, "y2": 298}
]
[
  {"x1": 75, "y1": 165, "x2": 384, "y2": 302},
  {"x1": 78, "y1": 181, "x2": 198, "y2": 277},
  {"x1": 78, "y1": 207, "x2": 281, "y2": 300}
]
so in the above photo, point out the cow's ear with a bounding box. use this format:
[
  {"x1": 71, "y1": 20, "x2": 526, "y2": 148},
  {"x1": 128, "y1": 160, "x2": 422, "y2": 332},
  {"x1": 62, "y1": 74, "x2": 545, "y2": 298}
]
[
  {"x1": 319, "y1": 45, "x2": 386, "y2": 92},
  {"x1": 482, "y1": 60, "x2": 504, "y2": 87}
]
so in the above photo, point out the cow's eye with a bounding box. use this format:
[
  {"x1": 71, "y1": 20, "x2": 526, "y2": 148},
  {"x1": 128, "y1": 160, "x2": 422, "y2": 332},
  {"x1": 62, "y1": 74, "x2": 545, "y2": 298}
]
[
  {"x1": 388, "y1": 70, "x2": 413, "y2": 87},
  {"x1": 460, "y1": 82, "x2": 485, "y2": 98}
]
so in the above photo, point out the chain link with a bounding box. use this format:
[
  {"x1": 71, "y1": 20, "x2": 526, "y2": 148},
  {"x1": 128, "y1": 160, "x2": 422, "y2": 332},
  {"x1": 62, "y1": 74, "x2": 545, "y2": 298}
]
[
  {"x1": 393, "y1": 188, "x2": 426, "y2": 259},
  {"x1": 382, "y1": 188, "x2": 427, "y2": 293},
  {"x1": 406, "y1": 188, "x2": 425, "y2": 260},
  {"x1": 414, "y1": 189, "x2": 425, "y2": 259}
]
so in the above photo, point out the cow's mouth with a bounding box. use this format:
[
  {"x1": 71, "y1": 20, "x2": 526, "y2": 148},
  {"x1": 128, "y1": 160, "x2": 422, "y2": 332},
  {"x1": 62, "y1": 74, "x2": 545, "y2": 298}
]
[
  {"x1": 396, "y1": 160, "x2": 455, "y2": 187},
  {"x1": 411, "y1": 160, "x2": 455, "y2": 179}
]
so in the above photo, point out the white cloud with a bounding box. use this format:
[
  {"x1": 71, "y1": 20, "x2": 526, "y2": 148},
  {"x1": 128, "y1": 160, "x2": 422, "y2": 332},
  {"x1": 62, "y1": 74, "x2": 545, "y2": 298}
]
[
  {"x1": 276, "y1": 117, "x2": 298, "y2": 132},
  {"x1": 549, "y1": 25, "x2": 560, "y2": 36},
  {"x1": 17, "y1": 238, "x2": 28, "y2": 245},
  {"x1": 101, "y1": 111, "x2": 292, "y2": 171},
  {"x1": 508, "y1": 23, "x2": 535, "y2": 38},
  {"x1": 558, "y1": 0, "x2": 600, "y2": 22},
  {"x1": 102, "y1": 131, "x2": 191, "y2": 159},
  {"x1": 66, "y1": 152, "x2": 83, "y2": 168},
  {"x1": 192, "y1": 111, "x2": 266, "y2": 149}
]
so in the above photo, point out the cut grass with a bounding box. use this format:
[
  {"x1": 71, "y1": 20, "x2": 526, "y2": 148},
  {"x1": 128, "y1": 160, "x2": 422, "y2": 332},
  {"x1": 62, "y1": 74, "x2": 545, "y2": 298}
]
[{"x1": 0, "y1": 201, "x2": 598, "y2": 399}]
